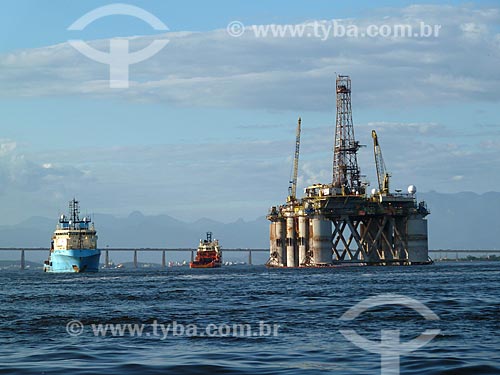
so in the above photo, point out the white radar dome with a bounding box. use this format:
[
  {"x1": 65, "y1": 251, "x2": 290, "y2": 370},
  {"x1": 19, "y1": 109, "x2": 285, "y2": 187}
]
[{"x1": 408, "y1": 185, "x2": 417, "y2": 195}]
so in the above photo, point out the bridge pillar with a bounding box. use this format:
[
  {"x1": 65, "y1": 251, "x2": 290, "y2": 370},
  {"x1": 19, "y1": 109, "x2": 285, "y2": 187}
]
[
  {"x1": 105, "y1": 250, "x2": 110, "y2": 268},
  {"x1": 21, "y1": 250, "x2": 25, "y2": 270},
  {"x1": 162, "y1": 250, "x2": 166, "y2": 268},
  {"x1": 191, "y1": 250, "x2": 194, "y2": 263},
  {"x1": 134, "y1": 250, "x2": 138, "y2": 268},
  {"x1": 248, "y1": 250, "x2": 252, "y2": 265}
]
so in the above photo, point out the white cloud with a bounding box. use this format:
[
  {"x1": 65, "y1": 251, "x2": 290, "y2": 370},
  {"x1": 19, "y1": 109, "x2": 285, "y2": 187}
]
[
  {"x1": 0, "y1": 140, "x2": 91, "y2": 194},
  {"x1": 364, "y1": 121, "x2": 446, "y2": 136},
  {"x1": 0, "y1": 4, "x2": 498, "y2": 110},
  {"x1": 282, "y1": 116, "x2": 500, "y2": 196},
  {"x1": 0, "y1": 141, "x2": 17, "y2": 156},
  {"x1": 0, "y1": 139, "x2": 288, "y2": 224},
  {"x1": 460, "y1": 22, "x2": 487, "y2": 38},
  {"x1": 0, "y1": 118, "x2": 497, "y2": 224},
  {"x1": 0, "y1": 4, "x2": 499, "y2": 223}
]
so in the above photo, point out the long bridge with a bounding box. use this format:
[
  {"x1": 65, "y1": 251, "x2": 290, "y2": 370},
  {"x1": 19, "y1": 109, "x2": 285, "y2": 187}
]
[
  {"x1": 0, "y1": 248, "x2": 268, "y2": 269},
  {"x1": 1, "y1": 248, "x2": 499, "y2": 270}
]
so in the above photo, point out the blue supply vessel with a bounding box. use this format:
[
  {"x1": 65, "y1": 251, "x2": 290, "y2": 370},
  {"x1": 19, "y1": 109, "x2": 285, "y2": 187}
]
[{"x1": 43, "y1": 199, "x2": 100, "y2": 273}]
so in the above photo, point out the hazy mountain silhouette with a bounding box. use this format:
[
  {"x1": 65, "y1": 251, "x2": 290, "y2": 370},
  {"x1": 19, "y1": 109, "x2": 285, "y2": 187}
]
[
  {"x1": 0, "y1": 192, "x2": 498, "y2": 250},
  {"x1": 422, "y1": 191, "x2": 500, "y2": 250},
  {"x1": 0, "y1": 212, "x2": 269, "y2": 248}
]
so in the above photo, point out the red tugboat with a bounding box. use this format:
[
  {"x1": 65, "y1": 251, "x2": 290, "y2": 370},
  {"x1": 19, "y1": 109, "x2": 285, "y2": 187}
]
[{"x1": 190, "y1": 232, "x2": 222, "y2": 268}]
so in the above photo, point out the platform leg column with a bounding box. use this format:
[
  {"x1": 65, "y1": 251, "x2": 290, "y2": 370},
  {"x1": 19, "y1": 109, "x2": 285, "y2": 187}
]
[{"x1": 21, "y1": 250, "x2": 25, "y2": 270}]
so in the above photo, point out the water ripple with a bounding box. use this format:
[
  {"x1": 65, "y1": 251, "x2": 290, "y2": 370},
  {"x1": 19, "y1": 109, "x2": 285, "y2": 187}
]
[{"x1": 0, "y1": 263, "x2": 499, "y2": 374}]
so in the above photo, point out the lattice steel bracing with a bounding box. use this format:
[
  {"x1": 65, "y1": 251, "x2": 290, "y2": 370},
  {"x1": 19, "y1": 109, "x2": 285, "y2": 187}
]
[
  {"x1": 332, "y1": 75, "x2": 364, "y2": 194},
  {"x1": 330, "y1": 215, "x2": 410, "y2": 264}
]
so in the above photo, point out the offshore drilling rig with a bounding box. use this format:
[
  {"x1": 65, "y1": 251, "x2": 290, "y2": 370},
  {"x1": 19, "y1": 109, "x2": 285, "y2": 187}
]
[{"x1": 267, "y1": 75, "x2": 431, "y2": 267}]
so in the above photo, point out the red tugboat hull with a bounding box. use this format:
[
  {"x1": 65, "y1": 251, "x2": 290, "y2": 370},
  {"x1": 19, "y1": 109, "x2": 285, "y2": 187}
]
[{"x1": 189, "y1": 260, "x2": 222, "y2": 269}]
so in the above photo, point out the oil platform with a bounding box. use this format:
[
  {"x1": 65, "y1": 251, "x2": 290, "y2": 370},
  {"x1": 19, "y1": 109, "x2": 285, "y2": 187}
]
[{"x1": 267, "y1": 75, "x2": 431, "y2": 267}]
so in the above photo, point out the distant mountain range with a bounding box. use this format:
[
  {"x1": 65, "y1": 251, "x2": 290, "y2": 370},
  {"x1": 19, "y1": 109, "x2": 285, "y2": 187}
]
[
  {"x1": 0, "y1": 211, "x2": 269, "y2": 249},
  {"x1": 0, "y1": 191, "x2": 498, "y2": 251},
  {"x1": 422, "y1": 191, "x2": 500, "y2": 250}
]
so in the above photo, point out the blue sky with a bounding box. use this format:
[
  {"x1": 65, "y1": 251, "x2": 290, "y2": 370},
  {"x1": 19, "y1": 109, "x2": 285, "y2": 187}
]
[
  {"x1": 0, "y1": 1, "x2": 499, "y2": 225},
  {"x1": 2, "y1": 0, "x2": 495, "y2": 52}
]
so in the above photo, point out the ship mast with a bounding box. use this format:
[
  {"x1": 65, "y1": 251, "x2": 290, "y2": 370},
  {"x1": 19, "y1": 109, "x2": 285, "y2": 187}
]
[{"x1": 69, "y1": 198, "x2": 80, "y2": 229}]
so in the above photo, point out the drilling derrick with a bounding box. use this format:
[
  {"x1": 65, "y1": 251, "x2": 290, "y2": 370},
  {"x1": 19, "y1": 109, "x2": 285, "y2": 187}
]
[{"x1": 333, "y1": 75, "x2": 364, "y2": 195}]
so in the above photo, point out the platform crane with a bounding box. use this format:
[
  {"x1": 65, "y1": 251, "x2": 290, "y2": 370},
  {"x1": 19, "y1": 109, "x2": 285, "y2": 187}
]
[
  {"x1": 371, "y1": 130, "x2": 390, "y2": 195},
  {"x1": 287, "y1": 117, "x2": 302, "y2": 202}
]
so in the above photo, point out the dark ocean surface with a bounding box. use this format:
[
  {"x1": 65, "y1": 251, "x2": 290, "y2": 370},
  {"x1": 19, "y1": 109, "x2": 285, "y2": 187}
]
[{"x1": 1, "y1": 262, "x2": 499, "y2": 374}]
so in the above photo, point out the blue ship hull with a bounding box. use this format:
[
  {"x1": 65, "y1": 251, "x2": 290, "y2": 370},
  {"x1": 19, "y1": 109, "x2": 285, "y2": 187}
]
[{"x1": 44, "y1": 249, "x2": 101, "y2": 273}]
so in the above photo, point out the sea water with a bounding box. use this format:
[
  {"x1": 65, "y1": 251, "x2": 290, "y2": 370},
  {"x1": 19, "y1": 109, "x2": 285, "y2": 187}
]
[{"x1": 1, "y1": 263, "x2": 499, "y2": 374}]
